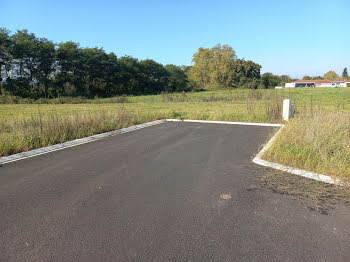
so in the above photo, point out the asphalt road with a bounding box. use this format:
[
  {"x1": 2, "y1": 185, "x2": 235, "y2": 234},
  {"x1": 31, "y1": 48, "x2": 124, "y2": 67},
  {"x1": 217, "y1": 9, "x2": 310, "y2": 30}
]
[{"x1": 1, "y1": 122, "x2": 349, "y2": 262}]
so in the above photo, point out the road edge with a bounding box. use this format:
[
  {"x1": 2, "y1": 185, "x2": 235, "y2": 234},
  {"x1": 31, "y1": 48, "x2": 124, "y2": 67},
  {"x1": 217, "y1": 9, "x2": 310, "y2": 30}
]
[{"x1": 166, "y1": 119, "x2": 282, "y2": 127}]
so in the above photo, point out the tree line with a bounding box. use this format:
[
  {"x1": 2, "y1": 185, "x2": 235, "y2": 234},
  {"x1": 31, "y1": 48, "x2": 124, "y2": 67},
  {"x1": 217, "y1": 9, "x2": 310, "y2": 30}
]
[
  {"x1": 0, "y1": 28, "x2": 190, "y2": 98},
  {"x1": 1, "y1": 28, "x2": 301, "y2": 99},
  {"x1": 302, "y1": 68, "x2": 349, "y2": 81}
]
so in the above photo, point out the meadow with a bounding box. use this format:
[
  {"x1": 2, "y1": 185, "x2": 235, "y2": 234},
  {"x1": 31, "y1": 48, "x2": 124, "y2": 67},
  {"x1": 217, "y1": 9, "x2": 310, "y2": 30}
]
[
  {"x1": 0, "y1": 87, "x2": 349, "y2": 180},
  {"x1": 1, "y1": 87, "x2": 349, "y2": 121}
]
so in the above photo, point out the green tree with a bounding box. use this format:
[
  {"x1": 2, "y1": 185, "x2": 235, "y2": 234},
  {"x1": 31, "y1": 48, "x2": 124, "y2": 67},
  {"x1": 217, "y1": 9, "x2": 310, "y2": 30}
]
[
  {"x1": 190, "y1": 47, "x2": 214, "y2": 88},
  {"x1": 37, "y1": 37, "x2": 56, "y2": 97},
  {"x1": 342, "y1": 68, "x2": 348, "y2": 79},
  {"x1": 302, "y1": 75, "x2": 312, "y2": 80},
  {"x1": 279, "y1": 75, "x2": 292, "y2": 85},
  {"x1": 228, "y1": 59, "x2": 261, "y2": 88},
  {"x1": 56, "y1": 41, "x2": 83, "y2": 95},
  {"x1": 7, "y1": 30, "x2": 39, "y2": 97},
  {"x1": 260, "y1": 73, "x2": 280, "y2": 89},
  {"x1": 118, "y1": 56, "x2": 141, "y2": 94},
  {"x1": 323, "y1": 70, "x2": 339, "y2": 81},
  {"x1": 181, "y1": 65, "x2": 197, "y2": 90},
  {"x1": 165, "y1": 64, "x2": 188, "y2": 92},
  {"x1": 190, "y1": 44, "x2": 237, "y2": 88},
  {"x1": 209, "y1": 44, "x2": 237, "y2": 87},
  {"x1": 139, "y1": 59, "x2": 169, "y2": 94},
  {"x1": 0, "y1": 28, "x2": 12, "y2": 94},
  {"x1": 103, "y1": 52, "x2": 121, "y2": 96},
  {"x1": 80, "y1": 47, "x2": 109, "y2": 97},
  {"x1": 190, "y1": 44, "x2": 261, "y2": 89}
]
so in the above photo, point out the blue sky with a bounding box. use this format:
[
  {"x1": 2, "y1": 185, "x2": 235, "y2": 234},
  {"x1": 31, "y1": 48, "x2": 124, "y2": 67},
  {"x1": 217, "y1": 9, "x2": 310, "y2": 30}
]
[{"x1": 1, "y1": 0, "x2": 349, "y2": 78}]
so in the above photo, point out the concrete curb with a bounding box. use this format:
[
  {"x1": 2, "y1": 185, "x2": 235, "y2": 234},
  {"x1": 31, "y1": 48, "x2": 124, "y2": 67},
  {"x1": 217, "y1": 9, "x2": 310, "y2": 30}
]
[
  {"x1": 166, "y1": 119, "x2": 282, "y2": 127},
  {"x1": 252, "y1": 125, "x2": 349, "y2": 187},
  {"x1": 0, "y1": 119, "x2": 166, "y2": 165}
]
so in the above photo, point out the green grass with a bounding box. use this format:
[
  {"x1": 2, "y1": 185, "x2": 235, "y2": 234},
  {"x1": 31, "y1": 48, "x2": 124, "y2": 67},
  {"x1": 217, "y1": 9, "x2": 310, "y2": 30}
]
[
  {"x1": 0, "y1": 108, "x2": 169, "y2": 156},
  {"x1": 1, "y1": 87, "x2": 350, "y2": 179},
  {"x1": 1, "y1": 87, "x2": 349, "y2": 122},
  {"x1": 263, "y1": 112, "x2": 350, "y2": 180}
]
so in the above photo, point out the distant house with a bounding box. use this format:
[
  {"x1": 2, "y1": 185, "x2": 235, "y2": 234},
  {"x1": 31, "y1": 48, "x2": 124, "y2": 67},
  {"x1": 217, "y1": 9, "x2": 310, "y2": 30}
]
[{"x1": 284, "y1": 80, "x2": 350, "y2": 88}]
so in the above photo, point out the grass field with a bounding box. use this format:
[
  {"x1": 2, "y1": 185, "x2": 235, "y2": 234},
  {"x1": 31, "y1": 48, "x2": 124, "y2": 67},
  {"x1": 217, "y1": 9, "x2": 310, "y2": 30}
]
[
  {"x1": 1, "y1": 87, "x2": 349, "y2": 180},
  {"x1": 1, "y1": 87, "x2": 349, "y2": 122}
]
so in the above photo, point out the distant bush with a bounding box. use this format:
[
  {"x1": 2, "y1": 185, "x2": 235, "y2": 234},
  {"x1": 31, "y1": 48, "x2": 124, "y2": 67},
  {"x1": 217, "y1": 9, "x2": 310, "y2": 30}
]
[{"x1": 0, "y1": 95, "x2": 35, "y2": 104}]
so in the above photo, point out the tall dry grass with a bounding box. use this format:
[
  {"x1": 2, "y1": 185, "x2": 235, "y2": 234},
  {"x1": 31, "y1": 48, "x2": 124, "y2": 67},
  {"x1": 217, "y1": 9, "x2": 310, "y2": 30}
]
[
  {"x1": 159, "y1": 89, "x2": 284, "y2": 120},
  {"x1": 263, "y1": 112, "x2": 350, "y2": 180},
  {"x1": 0, "y1": 108, "x2": 168, "y2": 157}
]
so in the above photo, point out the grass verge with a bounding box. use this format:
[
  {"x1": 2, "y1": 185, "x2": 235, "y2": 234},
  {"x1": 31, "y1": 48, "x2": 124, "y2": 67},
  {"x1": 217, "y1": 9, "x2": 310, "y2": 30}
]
[
  {"x1": 0, "y1": 108, "x2": 170, "y2": 157},
  {"x1": 263, "y1": 112, "x2": 350, "y2": 181}
]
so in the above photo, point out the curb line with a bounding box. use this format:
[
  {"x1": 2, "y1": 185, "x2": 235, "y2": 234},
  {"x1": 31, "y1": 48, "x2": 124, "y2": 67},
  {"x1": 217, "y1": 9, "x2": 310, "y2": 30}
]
[
  {"x1": 166, "y1": 119, "x2": 282, "y2": 127},
  {"x1": 252, "y1": 125, "x2": 349, "y2": 187}
]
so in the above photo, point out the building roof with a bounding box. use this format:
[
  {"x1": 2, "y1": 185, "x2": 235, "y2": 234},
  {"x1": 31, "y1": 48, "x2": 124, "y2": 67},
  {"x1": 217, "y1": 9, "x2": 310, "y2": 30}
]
[{"x1": 294, "y1": 80, "x2": 334, "y2": 84}]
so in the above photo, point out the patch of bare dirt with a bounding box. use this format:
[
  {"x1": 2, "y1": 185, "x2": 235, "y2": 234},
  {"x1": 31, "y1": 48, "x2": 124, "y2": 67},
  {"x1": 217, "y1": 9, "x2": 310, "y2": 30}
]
[{"x1": 248, "y1": 172, "x2": 350, "y2": 215}]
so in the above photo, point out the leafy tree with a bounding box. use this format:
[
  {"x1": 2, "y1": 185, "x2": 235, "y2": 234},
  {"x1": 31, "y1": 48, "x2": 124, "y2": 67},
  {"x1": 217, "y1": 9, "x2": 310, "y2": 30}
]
[
  {"x1": 190, "y1": 44, "x2": 261, "y2": 89},
  {"x1": 56, "y1": 41, "x2": 83, "y2": 95},
  {"x1": 279, "y1": 75, "x2": 292, "y2": 85},
  {"x1": 139, "y1": 59, "x2": 169, "y2": 93},
  {"x1": 0, "y1": 28, "x2": 12, "y2": 94},
  {"x1": 302, "y1": 75, "x2": 312, "y2": 80},
  {"x1": 6, "y1": 30, "x2": 39, "y2": 97},
  {"x1": 190, "y1": 44, "x2": 237, "y2": 88},
  {"x1": 228, "y1": 59, "x2": 261, "y2": 88},
  {"x1": 181, "y1": 65, "x2": 197, "y2": 90},
  {"x1": 80, "y1": 47, "x2": 110, "y2": 96},
  {"x1": 165, "y1": 64, "x2": 188, "y2": 92},
  {"x1": 323, "y1": 70, "x2": 339, "y2": 81},
  {"x1": 37, "y1": 37, "x2": 56, "y2": 97},
  {"x1": 342, "y1": 68, "x2": 348, "y2": 79},
  {"x1": 118, "y1": 56, "x2": 141, "y2": 94},
  {"x1": 261, "y1": 73, "x2": 280, "y2": 89},
  {"x1": 103, "y1": 52, "x2": 121, "y2": 96},
  {"x1": 190, "y1": 47, "x2": 214, "y2": 88},
  {"x1": 209, "y1": 44, "x2": 237, "y2": 87}
]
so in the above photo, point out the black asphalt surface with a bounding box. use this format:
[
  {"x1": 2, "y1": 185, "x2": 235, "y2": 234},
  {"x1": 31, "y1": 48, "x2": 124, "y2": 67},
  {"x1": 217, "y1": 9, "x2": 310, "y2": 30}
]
[{"x1": 1, "y1": 122, "x2": 349, "y2": 262}]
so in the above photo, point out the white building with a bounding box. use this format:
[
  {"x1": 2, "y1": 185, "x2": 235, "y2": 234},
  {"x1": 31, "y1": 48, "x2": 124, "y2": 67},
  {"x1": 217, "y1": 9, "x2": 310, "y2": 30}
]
[{"x1": 284, "y1": 80, "x2": 350, "y2": 88}]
